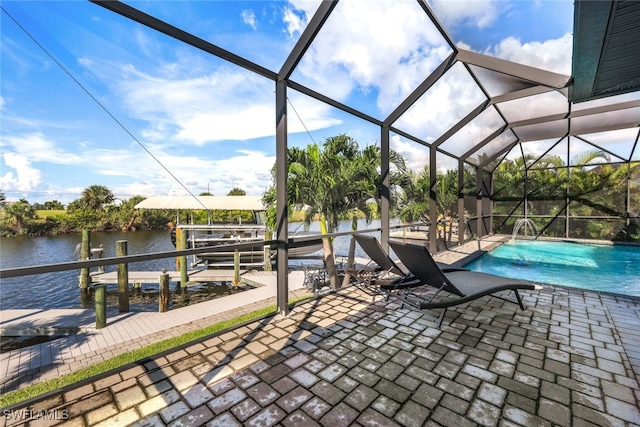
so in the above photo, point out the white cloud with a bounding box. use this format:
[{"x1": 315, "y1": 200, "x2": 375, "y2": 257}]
[
  {"x1": 390, "y1": 135, "x2": 429, "y2": 171},
  {"x1": 392, "y1": 32, "x2": 573, "y2": 169},
  {"x1": 80, "y1": 54, "x2": 340, "y2": 147},
  {"x1": 428, "y1": 0, "x2": 502, "y2": 30},
  {"x1": 111, "y1": 148, "x2": 276, "y2": 198},
  {"x1": 286, "y1": 91, "x2": 343, "y2": 134},
  {"x1": 3, "y1": 0, "x2": 582, "y2": 204},
  {"x1": 1, "y1": 133, "x2": 83, "y2": 165},
  {"x1": 142, "y1": 68, "x2": 339, "y2": 144},
  {"x1": 486, "y1": 33, "x2": 573, "y2": 74},
  {"x1": 499, "y1": 91, "x2": 569, "y2": 123},
  {"x1": 292, "y1": 0, "x2": 451, "y2": 114},
  {"x1": 283, "y1": 6, "x2": 306, "y2": 38},
  {"x1": 241, "y1": 10, "x2": 257, "y2": 30},
  {"x1": 394, "y1": 63, "x2": 487, "y2": 142},
  {"x1": 0, "y1": 153, "x2": 43, "y2": 191}
]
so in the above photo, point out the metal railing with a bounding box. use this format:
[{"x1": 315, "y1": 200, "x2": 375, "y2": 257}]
[
  {"x1": 0, "y1": 223, "x2": 424, "y2": 280},
  {"x1": 0, "y1": 223, "x2": 438, "y2": 329}
]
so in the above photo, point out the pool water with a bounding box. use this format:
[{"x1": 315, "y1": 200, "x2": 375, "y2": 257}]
[{"x1": 465, "y1": 240, "x2": 640, "y2": 296}]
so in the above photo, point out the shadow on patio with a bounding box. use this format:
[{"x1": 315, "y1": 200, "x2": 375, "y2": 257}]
[{"x1": 3, "y1": 281, "x2": 640, "y2": 426}]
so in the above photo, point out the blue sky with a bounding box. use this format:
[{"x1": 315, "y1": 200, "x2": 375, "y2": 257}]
[{"x1": 0, "y1": 0, "x2": 578, "y2": 204}]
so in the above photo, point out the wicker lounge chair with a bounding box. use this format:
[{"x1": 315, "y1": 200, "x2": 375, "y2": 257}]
[
  {"x1": 388, "y1": 240, "x2": 543, "y2": 328},
  {"x1": 348, "y1": 235, "x2": 462, "y2": 299}
]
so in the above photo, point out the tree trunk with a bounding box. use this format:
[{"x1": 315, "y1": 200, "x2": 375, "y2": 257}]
[
  {"x1": 320, "y1": 215, "x2": 339, "y2": 290},
  {"x1": 341, "y1": 215, "x2": 358, "y2": 288},
  {"x1": 126, "y1": 215, "x2": 138, "y2": 231}
]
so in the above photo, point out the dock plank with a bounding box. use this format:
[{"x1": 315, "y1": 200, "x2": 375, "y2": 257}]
[
  {"x1": 91, "y1": 269, "x2": 244, "y2": 285},
  {"x1": 92, "y1": 270, "x2": 191, "y2": 284}
]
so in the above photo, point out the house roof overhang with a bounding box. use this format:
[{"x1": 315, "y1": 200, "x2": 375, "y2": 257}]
[{"x1": 571, "y1": 0, "x2": 640, "y2": 103}]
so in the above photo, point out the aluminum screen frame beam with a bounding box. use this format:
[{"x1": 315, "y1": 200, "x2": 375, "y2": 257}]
[
  {"x1": 430, "y1": 101, "x2": 490, "y2": 149},
  {"x1": 287, "y1": 81, "x2": 383, "y2": 127},
  {"x1": 459, "y1": 125, "x2": 509, "y2": 163},
  {"x1": 91, "y1": 1, "x2": 277, "y2": 81},
  {"x1": 457, "y1": 49, "x2": 571, "y2": 90},
  {"x1": 274, "y1": 1, "x2": 336, "y2": 314},
  {"x1": 279, "y1": 1, "x2": 337, "y2": 80},
  {"x1": 381, "y1": 127, "x2": 391, "y2": 248},
  {"x1": 384, "y1": 51, "x2": 457, "y2": 127},
  {"x1": 275, "y1": 80, "x2": 289, "y2": 316}
]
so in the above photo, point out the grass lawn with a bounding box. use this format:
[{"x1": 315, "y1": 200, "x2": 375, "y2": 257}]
[{"x1": 35, "y1": 210, "x2": 66, "y2": 219}]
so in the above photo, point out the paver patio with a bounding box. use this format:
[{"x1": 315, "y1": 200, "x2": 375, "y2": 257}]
[{"x1": 2, "y1": 279, "x2": 640, "y2": 426}]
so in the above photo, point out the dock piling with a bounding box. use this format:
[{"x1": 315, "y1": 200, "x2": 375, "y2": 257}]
[
  {"x1": 117, "y1": 240, "x2": 129, "y2": 313},
  {"x1": 79, "y1": 230, "x2": 91, "y2": 289},
  {"x1": 233, "y1": 250, "x2": 240, "y2": 287},
  {"x1": 177, "y1": 230, "x2": 187, "y2": 289},
  {"x1": 159, "y1": 269, "x2": 170, "y2": 312},
  {"x1": 263, "y1": 232, "x2": 272, "y2": 271},
  {"x1": 95, "y1": 284, "x2": 107, "y2": 328},
  {"x1": 92, "y1": 244, "x2": 105, "y2": 273}
]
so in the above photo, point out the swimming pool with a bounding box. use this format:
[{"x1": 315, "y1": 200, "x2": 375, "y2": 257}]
[{"x1": 465, "y1": 240, "x2": 640, "y2": 296}]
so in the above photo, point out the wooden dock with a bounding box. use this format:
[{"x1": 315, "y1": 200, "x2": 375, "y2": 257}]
[
  {"x1": 1, "y1": 236, "x2": 505, "y2": 338},
  {"x1": 0, "y1": 270, "x2": 307, "y2": 336},
  {"x1": 90, "y1": 269, "x2": 250, "y2": 286}
]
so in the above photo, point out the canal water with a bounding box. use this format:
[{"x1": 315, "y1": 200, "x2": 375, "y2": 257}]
[
  {"x1": 0, "y1": 229, "x2": 178, "y2": 311},
  {"x1": 0, "y1": 220, "x2": 383, "y2": 310}
]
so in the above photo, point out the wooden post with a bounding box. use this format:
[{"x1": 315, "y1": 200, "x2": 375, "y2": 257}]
[
  {"x1": 92, "y1": 244, "x2": 105, "y2": 273},
  {"x1": 132, "y1": 282, "x2": 142, "y2": 298},
  {"x1": 79, "y1": 229, "x2": 91, "y2": 289},
  {"x1": 263, "y1": 245, "x2": 272, "y2": 271},
  {"x1": 175, "y1": 227, "x2": 182, "y2": 271},
  {"x1": 80, "y1": 289, "x2": 91, "y2": 308},
  {"x1": 178, "y1": 229, "x2": 187, "y2": 289},
  {"x1": 233, "y1": 250, "x2": 240, "y2": 287},
  {"x1": 264, "y1": 232, "x2": 272, "y2": 271},
  {"x1": 159, "y1": 269, "x2": 170, "y2": 312},
  {"x1": 116, "y1": 240, "x2": 129, "y2": 313},
  {"x1": 95, "y1": 284, "x2": 107, "y2": 328}
]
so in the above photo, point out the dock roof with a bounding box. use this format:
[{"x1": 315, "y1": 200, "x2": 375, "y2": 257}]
[{"x1": 134, "y1": 195, "x2": 264, "y2": 211}]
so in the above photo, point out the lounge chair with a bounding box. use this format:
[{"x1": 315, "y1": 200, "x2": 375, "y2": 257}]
[
  {"x1": 388, "y1": 240, "x2": 543, "y2": 328},
  {"x1": 344, "y1": 235, "x2": 417, "y2": 298},
  {"x1": 347, "y1": 235, "x2": 463, "y2": 299}
]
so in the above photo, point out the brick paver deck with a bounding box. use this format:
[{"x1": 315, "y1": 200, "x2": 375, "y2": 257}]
[{"x1": 2, "y1": 280, "x2": 640, "y2": 426}]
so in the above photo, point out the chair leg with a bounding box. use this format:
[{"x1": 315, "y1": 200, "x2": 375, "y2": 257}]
[
  {"x1": 514, "y1": 290, "x2": 525, "y2": 310},
  {"x1": 436, "y1": 308, "x2": 447, "y2": 329}
]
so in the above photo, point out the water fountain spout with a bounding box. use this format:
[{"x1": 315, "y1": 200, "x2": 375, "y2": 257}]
[{"x1": 511, "y1": 218, "x2": 538, "y2": 241}]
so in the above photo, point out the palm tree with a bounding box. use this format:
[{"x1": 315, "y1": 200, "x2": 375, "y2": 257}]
[
  {"x1": 265, "y1": 134, "x2": 400, "y2": 289},
  {"x1": 286, "y1": 137, "x2": 354, "y2": 288},
  {"x1": 396, "y1": 166, "x2": 431, "y2": 224},
  {"x1": 227, "y1": 188, "x2": 246, "y2": 196},
  {"x1": 81, "y1": 185, "x2": 114, "y2": 210},
  {"x1": 43, "y1": 200, "x2": 64, "y2": 210},
  {"x1": 1, "y1": 198, "x2": 37, "y2": 234},
  {"x1": 395, "y1": 165, "x2": 475, "y2": 246},
  {"x1": 494, "y1": 149, "x2": 634, "y2": 238}
]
